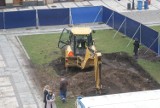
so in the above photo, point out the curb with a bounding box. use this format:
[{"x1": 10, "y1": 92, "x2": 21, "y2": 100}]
[{"x1": 15, "y1": 36, "x2": 30, "y2": 60}]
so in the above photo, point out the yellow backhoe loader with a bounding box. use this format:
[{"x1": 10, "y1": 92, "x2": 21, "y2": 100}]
[{"x1": 58, "y1": 27, "x2": 102, "y2": 93}]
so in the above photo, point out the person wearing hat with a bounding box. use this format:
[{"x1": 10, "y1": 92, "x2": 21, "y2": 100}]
[
  {"x1": 43, "y1": 85, "x2": 50, "y2": 108},
  {"x1": 133, "y1": 38, "x2": 140, "y2": 59},
  {"x1": 46, "y1": 89, "x2": 56, "y2": 108}
]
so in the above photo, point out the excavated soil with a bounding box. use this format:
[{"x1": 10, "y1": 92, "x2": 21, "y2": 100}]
[{"x1": 48, "y1": 52, "x2": 160, "y2": 97}]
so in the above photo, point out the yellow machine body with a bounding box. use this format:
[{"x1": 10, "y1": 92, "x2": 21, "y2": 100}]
[{"x1": 58, "y1": 27, "x2": 102, "y2": 92}]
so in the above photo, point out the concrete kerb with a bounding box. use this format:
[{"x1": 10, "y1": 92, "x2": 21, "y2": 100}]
[{"x1": 15, "y1": 36, "x2": 30, "y2": 60}]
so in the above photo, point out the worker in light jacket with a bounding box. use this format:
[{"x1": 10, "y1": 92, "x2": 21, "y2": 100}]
[{"x1": 46, "y1": 89, "x2": 56, "y2": 108}]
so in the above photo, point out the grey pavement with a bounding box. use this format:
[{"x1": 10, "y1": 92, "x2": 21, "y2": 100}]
[
  {"x1": 0, "y1": 34, "x2": 43, "y2": 108},
  {"x1": 122, "y1": 10, "x2": 160, "y2": 25},
  {"x1": 1, "y1": 0, "x2": 160, "y2": 12},
  {"x1": 0, "y1": 0, "x2": 160, "y2": 108}
]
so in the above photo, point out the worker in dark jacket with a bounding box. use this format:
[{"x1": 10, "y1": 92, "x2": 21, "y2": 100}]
[
  {"x1": 59, "y1": 77, "x2": 68, "y2": 103},
  {"x1": 133, "y1": 38, "x2": 140, "y2": 59}
]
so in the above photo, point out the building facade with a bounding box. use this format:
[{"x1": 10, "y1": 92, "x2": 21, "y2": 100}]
[
  {"x1": 0, "y1": 0, "x2": 85, "y2": 7},
  {"x1": 0, "y1": 0, "x2": 44, "y2": 7}
]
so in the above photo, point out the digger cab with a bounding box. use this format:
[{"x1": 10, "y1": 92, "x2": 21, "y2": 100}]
[
  {"x1": 58, "y1": 27, "x2": 102, "y2": 92},
  {"x1": 58, "y1": 27, "x2": 95, "y2": 56}
]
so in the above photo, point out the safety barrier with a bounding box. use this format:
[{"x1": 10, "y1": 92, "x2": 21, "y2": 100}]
[
  {"x1": 0, "y1": 13, "x2": 4, "y2": 29},
  {"x1": 0, "y1": 6, "x2": 159, "y2": 56},
  {"x1": 38, "y1": 8, "x2": 69, "y2": 26},
  {"x1": 71, "y1": 6, "x2": 103, "y2": 24},
  {"x1": 102, "y1": 6, "x2": 159, "y2": 55},
  {"x1": 5, "y1": 10, "x2": 36, "y2": 29}
]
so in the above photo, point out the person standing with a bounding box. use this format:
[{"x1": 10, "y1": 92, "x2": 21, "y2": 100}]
[
  {"x1": 133, "y1": 38, "x2": 140, "y2": 59},
  {"x1": 46, "y1": 89, "x2": 56, "y2": 108},
  {"x1": 43, "y1": 85, "x2": 50, "y2": 108},
  {"x1": 59, "y1": 77, "x2": 68, "y2": 103}
]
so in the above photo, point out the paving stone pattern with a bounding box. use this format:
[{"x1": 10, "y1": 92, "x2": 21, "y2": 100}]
[{"x1": 0, "y1": 35, "x2": 43, "y2": 108}]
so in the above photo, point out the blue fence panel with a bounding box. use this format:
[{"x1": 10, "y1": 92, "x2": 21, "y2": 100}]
[
  {"x1": 126, "y1": 18, "x2": 140, "y2": 40},
  {"x1": 102, "y1": 7, "x2": 113, "y2": 27},
  {"x1": 141, "y1": 25, "x2": 158, "y2": 53},
  {"x1": 71, "y1": 6, "x2": 102, "y2": 24},
  {"x1": 114, "y1": 12, "x2": 126, "y2": 34},
  {"x1": 38, "y1": 8, "x2": 69, "y2": 26},
  {"x1": 5, "y1": 10, "x2": 36, "y2": 29},
  {"x1": 0, "y1": 12, "x2": 4, "y2": 29}
]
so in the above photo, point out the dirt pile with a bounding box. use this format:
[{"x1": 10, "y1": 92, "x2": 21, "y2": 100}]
[{"x1": 52, "y1": 52, "x2": 160, "y2": 97}]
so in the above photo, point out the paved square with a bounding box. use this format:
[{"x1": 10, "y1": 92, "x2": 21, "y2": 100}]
[
  {"x1": 0, "y1": 97, "x2": 19, "y2": 108},
  {"x1": 0, "y1": 55, "x2": 5, "y2": 68},
  {"x1": 0, "y1": 76, "x2": 19, "y2": 108},
  {"x1": 0, "y1": 77, "x2": 11, "y2": 86}
]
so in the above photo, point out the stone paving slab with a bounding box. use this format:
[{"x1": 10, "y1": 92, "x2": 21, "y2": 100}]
[
  {"x1": 81, "y1": 1, "x2": 92, "y2": 6},
  {"x1": 151, "y1": 0, "x2": 160, "y2": 9},
  {"x1": 0, "y1": 97, "x2": 19, "y2": 108},
  {"x1": 0, "y1": 77, "x2": 10, "y2": 86},
  {"x1": 74, "y1": 2, "x2": 84, "y2": 7},
  {"x1": 0, "y1": 61, "x2": 5, "y2": 68},
  {"x1": 0, "y1": 34, "x2": 43, "y2": 108},
  {"x1": 33, "y1": 6, "x2": 49, "y2": 9},
  {"x1": 12, "y1": 72, "x2": 25, "y2": 83},
  {"x1": 15, "y1": 82, "x2": 30, "y2": 93},
  {"x1": 19, "y1": 92, "x2": 36, "y2": 105},
  {"x1": 0, "y1": 76, "x2": 20, "y2": 108},
  {"x1": 102, "y1": 0, "x2": 126, "y2": 12},
  {"x1": 0, "y1": 1, "x2": 159, "y2": 108},
  {"x1": 48, "y1": 3, "x2": 63, "y2": 8},
  {"x1": 23, "y1": 104, "x2": 37, "y2": 108},
  {"x1": 0, "y1": 86, "x2": 15, "y2": 97},
  {"x1": 61, "y1": 2, "x2": 77, "y2": 8},
  {"x1": 89, "y1": 0, "x2": 108, "y2": 7}
]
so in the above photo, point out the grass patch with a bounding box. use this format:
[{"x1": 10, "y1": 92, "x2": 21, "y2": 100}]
[
  {"x1": 55, "y1": 97, "x2": 75, "y2": 108},
  {"x1": 138, "y1": 59, "x2": 160, "y2": 83},
  {"x1": 19, "y1": 34, "x2": 61, "y2": 64},
  {"x1": 93, "y1": 30, "x2": 133, "y2": 55},
  {"x1": 151, "y1": 26, "x2": 160, "y2": 32},
  {"x1": 19, "y1": 28, "x2": 160, "y2": 107}
]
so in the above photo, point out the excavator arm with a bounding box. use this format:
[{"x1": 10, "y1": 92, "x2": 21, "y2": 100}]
[
  {"x1": 79, "y1": 47, "x2": 102, "y2": 93},
  {"x1": 94, "y1": 53, "x2": 102, "y2": 94}
]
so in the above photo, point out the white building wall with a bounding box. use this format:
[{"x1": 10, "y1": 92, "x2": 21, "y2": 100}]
[{"x1": 6, "y1": 0, "x2": 13, "y2": 4}]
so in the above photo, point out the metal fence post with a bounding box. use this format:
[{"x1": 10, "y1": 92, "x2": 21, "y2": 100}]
[
  {"x1": 158, "y1": 33, "x2": 160, "y2": 56},
  {"x1": 126, "y1": 24, "x2": 141, "y2": 47},
  {"x1": 144, "y1": 35, "x2": 159, "y2": 55},
  {"x1": 35, "y1": 9, "x2": 39, "y2": 29},
  {"x1": 105, "y1": 11, "x2": 114, "y2": 25},
  {"x1": 140, "y1": 24, "x2": 142, "y2": 44},
  {"x1": 113, "y1": 11, "x2": 114, "y2": 28},
  {"x1": 3, "y1": 9, "x2": 5, "y2": 30},
  {"x1": 124, "y1": 17, "x2": 127, "y2": 36},
  {"x1": 93, "y1": 7, "x2": 103, "y2": 24},
  {"x1": 113, "y1": 18, "x2": 126, "y2": 39},
  {"x1": 69, "y1": 8, "x2": 73, "y2": 26}
]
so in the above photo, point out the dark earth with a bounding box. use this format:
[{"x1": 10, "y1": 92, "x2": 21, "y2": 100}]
[{"x1": 34, "y1": 48, "x2": 160, "y2": 98}]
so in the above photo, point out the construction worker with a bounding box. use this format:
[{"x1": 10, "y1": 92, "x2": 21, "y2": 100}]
[
  {"x1": 133, "y1": 38, "x2": 140, "y2": 59},
  {"x1": 59, "y1": 77, "x2": 68, "y2": 103}
]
